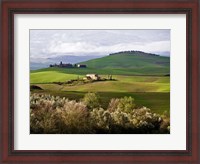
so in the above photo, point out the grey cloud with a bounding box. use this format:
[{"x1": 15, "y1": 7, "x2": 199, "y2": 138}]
[{"x1": 30, "y1": 29, "x2": 170, "y2": 58}]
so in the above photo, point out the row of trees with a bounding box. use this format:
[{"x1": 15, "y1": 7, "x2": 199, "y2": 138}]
[{"x1": 30, "y1": 93, "x2": 170, "y2": 134}]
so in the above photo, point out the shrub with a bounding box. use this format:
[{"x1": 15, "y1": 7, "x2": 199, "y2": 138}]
[
  {"x1": 30, "y1": 103, "x2": 58, "y2": 133},
  {"x1": 129, "y1": 107, "x2": 162, "y2": 133},
  {"x1": 108, "y1": 97, "x2": 135, "y2": 113},
  {"x1": 159, "y1": 114, "x2": 170, "y2": 133},
  {"x1": 55, "y1": 101, "x2": 92, "y2": 134},
  {"x1": 109, "y1": 104, "x2": 163, "y2": 133},
  {"x1": 30, "y1": 93, "x2": 170, "y2": 134},
  {"x1": 30, "y1": 93, "x2": 92, "y2": 134},
  {"x1": 82, "y1": 92, "x2": 100, "y2": 109},
  {"x1": 118, "y1": 96, "x2": 135, "y2": 113},
  {"x1": 107, "y1": 98, "x2": 120, "y2": 112},
  {"x1": 90, "y1": 108, "x2": 113, "y2": 133}
]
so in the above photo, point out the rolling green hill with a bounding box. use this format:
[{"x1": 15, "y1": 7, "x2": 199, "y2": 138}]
[
  {"x1": 32, "y1": 51, "x2": 170, "y2": 76},
  {"x1": 78, "y1": 51, "x2": 170, "y2": 74}
]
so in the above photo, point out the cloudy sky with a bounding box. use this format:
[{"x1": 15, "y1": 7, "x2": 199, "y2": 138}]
[{"x1": 30, "y1": 29, "x2": 170, "y2": 59}]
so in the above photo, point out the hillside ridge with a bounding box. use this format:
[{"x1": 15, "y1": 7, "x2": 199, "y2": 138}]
[
  {"x1": 77, "y1": 50, "x2": 170, "y2": 71},
  {"x1": 109, "y1": 50, "x2": 161, "y2": 57},
  {"x1": 32, "y1": 50, "x2": 170, "y2": 76}
]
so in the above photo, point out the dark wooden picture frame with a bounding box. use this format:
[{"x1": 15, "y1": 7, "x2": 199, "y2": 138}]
[{"x1": 0, "y1": 0, "x2": 199, "y2": 163}]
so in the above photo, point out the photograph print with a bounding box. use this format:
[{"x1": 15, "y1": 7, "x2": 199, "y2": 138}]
[{"x1": 30, "y1": 29, "x2": 170, "y2": 134}]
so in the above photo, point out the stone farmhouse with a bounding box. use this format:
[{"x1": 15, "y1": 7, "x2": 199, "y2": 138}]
[{"x1": 85, "y1": 74, "x2": 100, "y2": 80}]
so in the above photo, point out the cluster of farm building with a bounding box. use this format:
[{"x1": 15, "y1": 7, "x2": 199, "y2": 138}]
[
  {"x1": 49, "y1": 61, "x2": 87, "y2": 68},
  {"x1": 49, "y1": 62, "x2": 113, "y2": 82}
]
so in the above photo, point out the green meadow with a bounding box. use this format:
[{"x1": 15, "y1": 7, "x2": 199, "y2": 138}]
[
  {"x1": 31, "y1": 72, "x2": 170, "y2": 115},
  {"x1": 31, "y1": 73, "x2": 169, "y2": 92}
]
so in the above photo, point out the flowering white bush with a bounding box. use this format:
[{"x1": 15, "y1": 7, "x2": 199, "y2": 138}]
[
  {"x1": 108, "y1": 97, "x2": 135, "y2": 113},
  {"x1": 30, "y1": 94, "x2": 91, "y2": 134},
  {"x1": 30, "y1": 93, "x2": 170, "y2": 134}
]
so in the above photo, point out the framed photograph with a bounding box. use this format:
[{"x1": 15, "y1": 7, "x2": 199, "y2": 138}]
[{"x1": 1, "y1": 0, "x2": 199, "y2": 163}]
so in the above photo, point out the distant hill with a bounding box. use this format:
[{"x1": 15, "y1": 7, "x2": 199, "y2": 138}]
[
  {"x1": 30, "y1": 62, "x2": 50, "y2": 70},
  {"x1": 32, "y1": 50, "x2": 170, "y2": 76},
  {"x1": 30, "y1": 55, "x2": 104, "y2": 70},
  {"x1": 77, "y1": 51, "x2": 170, "y2": 75}
]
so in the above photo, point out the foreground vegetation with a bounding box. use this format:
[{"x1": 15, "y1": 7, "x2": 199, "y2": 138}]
[
  {"x1": 31, "y1": 90, "x2": 170, "y2": 115},
  {"x1": 30, "y1": 93, "x2": 170, "y2": 134}
]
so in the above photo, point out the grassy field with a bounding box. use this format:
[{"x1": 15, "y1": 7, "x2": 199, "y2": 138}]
[
  {"x1": 31, "y1": 71, "x2": 84, "y2": 83},
  {"x1": 31, "y1": 66, "x2": 169, "y2": 76},
  {"x1": 32, "y1": 75, "x2": 169, "y2": 92},
  {"x1": 31, "y1": 72, "x2": 170, "y2": 115},
  {"x1": 31, "y1": 72, "x2": 169, "y2": 92}
]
